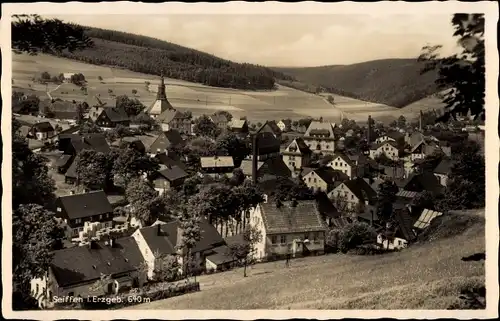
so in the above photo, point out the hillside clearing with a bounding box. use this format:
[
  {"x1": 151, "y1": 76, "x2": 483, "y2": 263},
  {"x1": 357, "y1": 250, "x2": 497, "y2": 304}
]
[
  {"x1": 12, "y1": 53, "x2": 435, "y2": 123},
  {"x1": 128, "y1": 210, "x2": 484, "y2": 310}
]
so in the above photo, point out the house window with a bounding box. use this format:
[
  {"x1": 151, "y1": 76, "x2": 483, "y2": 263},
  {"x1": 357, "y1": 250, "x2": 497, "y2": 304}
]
[
  {"x1": 36, "y1": 284, "x2": 39, "y2": 295},
  {"x1": 308, "y1": 177, "x2": 311, "y2": 182},
  {"x1": 313, "y1": 178, "x2": 317, "y2": 183},
  {"x1": 335, "y1": 162, "x2": 338, "y2": 167},
  {"x1": 280, "y1": 235, "x2": 286, "y2": 244},
  {"x1": 56, "y1": 207, "x2": 61, "y2": 212},
  {"x1": 75, "y1": 218, "x2": 81, "y2": 224},
  {"x1": 99, "y1": 215, "x2": 103, "y2": 219},
  {"x1": 351, "y1": 195, "x2": 354, "y2": 200},
  {"x1": 313, "y1": 232, "x2": 318, "y2": 242},
  {"x1": 271, "y1": 236, "x2": 277, "y2": 244},
  {"x1": 398, "y1": 240, "x2": 402, "y2": 246}
]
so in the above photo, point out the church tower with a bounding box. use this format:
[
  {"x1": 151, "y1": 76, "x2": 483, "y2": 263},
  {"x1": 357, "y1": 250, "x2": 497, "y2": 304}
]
[{"x1": 145, "y1": 73, "x2": 174, "y2": 117}]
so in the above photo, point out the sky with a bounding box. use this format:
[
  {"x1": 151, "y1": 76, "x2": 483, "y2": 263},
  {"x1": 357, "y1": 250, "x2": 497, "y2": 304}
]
[{"x1": 47, "y1": 14, "x2": 460, "y2": 67}]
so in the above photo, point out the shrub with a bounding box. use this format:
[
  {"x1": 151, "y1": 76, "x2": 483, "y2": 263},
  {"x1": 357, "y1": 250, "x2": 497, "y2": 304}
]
[{"x1": 337, "y1": 222, "x2": 377, "y2": 253}]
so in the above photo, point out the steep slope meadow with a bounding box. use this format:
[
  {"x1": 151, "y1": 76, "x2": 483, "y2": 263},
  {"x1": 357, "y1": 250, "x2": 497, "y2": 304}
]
[{"x1": 129, "y1": 210, "x2": 484, "y2": 310}]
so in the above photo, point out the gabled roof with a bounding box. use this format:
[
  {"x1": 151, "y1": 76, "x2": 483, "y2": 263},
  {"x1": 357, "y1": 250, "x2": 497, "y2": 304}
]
[
  {"x1": 315, "y1": 192, "x2": 339, "y2": 219},
  {"x1": 51, "y1": 237, "x2": 145, "y2": 288},
  {"x1": 304, "y1": 121, "x2": 335, "y2": 138},
  {"x1": 156, "y1": 165, "x2": 189, "y2": 182},
  {"x1": 434, "y1": 158, "x2": 454, "y2": 175},
  {"x1": 379, "y1": 165, "x2": 406, "y2": 179},
  {"x1": 156, "y1": 108, "x2": 177, "y2": 123},
  {"x1": 310, "y1": 167, "x2": 349, "y2": 185},
  {"x1": 209, "y1": 114, "x2": 228, "y2": 123},
  {"x1": 279, "y1": 119, "x2": 292, "y2": 127},
  {"x1": 260, "y1": 200, "x2": 326, "y2": 235},
  {"x1": 342, "y1": 178, "x2": 378, "y2": 204},
  {"x1": 370, "y1": 140, "x2": 399, "y2": 151},
  {"x1": 256, "y1": 120, "x2": 282, "y2": 136},
  {"x1": 413, "y1": 208, "x2": 443, "y2": 230},
  {"x1": 31, "y1": 121, "x2": 54, "y2": 133},
  {"x1": 331, "y1": 153, "x2": 355, "y2": 167},
  {"x1": 402, "y1": 172, "x2": 444, "y2": 194},
  {"x1": 229, "y1": 119, "x2": 248, "y2": 129},
  {"x1": 283, "y1": 137, "x2": 312, "y2": 155},
  {"x1": 393, "y1": 208, "x2": 417, "y2": 241},
  {"x1": 380, "y1": 131, "x2": 404, "y2": 141},
  {"x1": 54, "y1": 154, "x2": 73, "y2": 168},
  {"x1": 200, "y1": 156, "x2": 234, "y2": 168},
  {"x1": 139, "y1": 219, "x2": 224, "y2": 257},
  {"x1": 155, "y1": 152, "x2": 185, "y2": 169},
  {"x1": 63, "y1": 134, "x2": 110, "y2": 154},
  {"x1": 149, "y1": 130, "x2": 185, "y2": 153},
  {"x1": 101, "y1": 107, "x2": 129, "y2": 122},
  {"x1": 239, "y1": 157, "x2": 291, "y2": 178},
  {"x1": 57, "y1": 190, "x2": 113, "y2": 219},
  {"x1": 252, "y1": 131, "x2": 281, "y2": 155},
  {"x1": 239, "y1": 159, "x2": 264, "y2": 176}
]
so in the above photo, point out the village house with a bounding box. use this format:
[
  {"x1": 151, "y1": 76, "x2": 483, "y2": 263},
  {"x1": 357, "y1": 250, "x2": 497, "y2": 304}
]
[
  {"x1": 155, "y1": 151, "x2": 186, "y2": 170},
  {"x1": 150, "y1": 165, "x2": 189, "y2": 195},
  {"x1": 200, "y1": 156, "x2": 235, "y2": 178},
  {"x1": 326, "y1": 153, "x2": 366, "y2": 179},
  {"x1": 58, "y1": 133, "x2": 110, "y2": 156},
  {"x1": 53, "y1": 191, "x2": 115, "y2": 242},
  {"x1": 328, "y1": 177, "x2": 377, "y2": 214},
  {"x1": 131, "y1": 219, "x2": 232, "y2": 278},
  {"x1": 209, "y1": 114, "x2": 229, "y2": 130},
  {"x1": 277, "y1": 119, "x2": 292, "y2": 132},
  {"x1": 30, "y1": 237, "x2": 146, "y2": 309},
  {"x1": 302, "y1": 166, "x2": 349, "y2": 193},
  {"x1": 256, "y1": 120, "x2": 282, "y2": 139},
  {"x1": 52, "y1": 154, "x2": 74, "y2": 174},
  {"x1": 247, "y1": 131, "x2": 281, "y2": 162},
  {"x1": 116, "y1": 134, "x2": 158, "y2": 154},
  {"x1": 229, "y1": 119, "x2": 249, "y2": 137},
  {"x1": 369, "y1": 141, "x2": 401, "y2": 161},
  {"x1": 63, "y1": 73, "x2": 74, "y2": 82},
  {"x1": 281, "y1": 137, "x2": 312, "y2": 173},
  {"x1": 239, "y1": 157, "x2": 292, "y2": 181},
  {"x1": 148, "y1": 129, "x2": 185, "y2": 155},
  {"x1": 303, "y1": 121, "x2": 336, "y2": 154},
  {"x1": 401, "y1": 172, "x2": 445, "y2": 195},
  {"x1": 89, "y1": 105, "x2": 130, "y2": 128},
  {"x1": 156, "y1": 109, "x2": 192, "y2": 135},
  {"x1": 433, "y1": 158, "x2": 454, "y2": 187},
  {"x1": 27, "y1": 121, "x2": 55, "y2": 140},
  {"x1": 377, "y1": 206, "x2": 417, "y2": 250},
  {"x1": 249, "y1": 199, "x2": 327, "y2": 261},
  {"x1": 375, "y1": 131, "x2": 404, "y2": 144}
]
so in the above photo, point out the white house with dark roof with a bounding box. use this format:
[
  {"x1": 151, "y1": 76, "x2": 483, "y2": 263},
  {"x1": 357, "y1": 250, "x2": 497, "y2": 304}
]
[
  {"x1": 54, "y1": 190, "x2": 115, "y2": 242},
  {"x1": 249, "y1": 199, "x2": 327, "y2": 260},
  {"x1": 326, "y1": 153, "x2": 365, "y2": 179},
  {"x1": 229, "y1": 119, "x2": 249, "y2": 137},
  {"x1": 281, "y1": 137, "x2": 312, "y2": 172},
  {"x1": 132, "y1": 220, "x2": 230, "y2": 279},
  {"x1": 150, "y1": 165, "x2": 189, "y2": 195},
  {"x1": 327, "y1": 177, "x2": 377, "y2": 214},
  {"x1": 369, "y1": 141, "x2": 401, "y2": 161},
  {"x1": 27, "y1": 121, "x2": 55, "y2": 140},
  {"x1": 303, "y1": 121, "x2": 336, "y2": 154},
  {"x1": 433, "y1": 158, "x2": 454, "y2": 187},
  {"x1": 30, "y1": 237, "x2": 146, "y2": 308},
  {"x1": 302, "y1": 166, "x2": 349, "y2": 193},
  {"x1": 200, "y1": 156, "x2": 235, "y2": 178}
]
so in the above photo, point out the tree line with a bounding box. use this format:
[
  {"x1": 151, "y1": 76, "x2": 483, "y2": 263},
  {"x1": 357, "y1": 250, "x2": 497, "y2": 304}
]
[{"x1": 55, "y1": 34, "x2": 295, "y2": 90}]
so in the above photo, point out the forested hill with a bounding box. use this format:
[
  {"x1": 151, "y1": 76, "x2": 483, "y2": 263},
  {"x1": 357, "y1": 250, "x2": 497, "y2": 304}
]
[
  {"x1": 55, "y1": 26, "x2": 296, "y2": 90},
  {"x1": 274, "y1": 59, "x2": 441, "y2": 108}
]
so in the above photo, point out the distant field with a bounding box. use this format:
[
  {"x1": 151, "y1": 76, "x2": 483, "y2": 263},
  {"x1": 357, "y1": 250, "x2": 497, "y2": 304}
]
[
  {"x1": 129, "y1": 210, "x2": 485, "y2": 310},
  {"x1": 12, "y1": 54, "x2": 442, "y2": 124}
]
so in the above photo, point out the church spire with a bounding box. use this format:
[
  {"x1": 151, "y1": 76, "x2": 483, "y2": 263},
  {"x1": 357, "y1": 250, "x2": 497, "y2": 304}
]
[{"x1": 156, "y1": 72, "x2": 167, "y2": 100}]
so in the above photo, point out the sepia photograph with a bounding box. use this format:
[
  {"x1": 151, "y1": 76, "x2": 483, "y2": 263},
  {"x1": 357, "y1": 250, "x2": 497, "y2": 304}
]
[{"x1": 1, "y1": 1, "x2": 498, "y2": 319}]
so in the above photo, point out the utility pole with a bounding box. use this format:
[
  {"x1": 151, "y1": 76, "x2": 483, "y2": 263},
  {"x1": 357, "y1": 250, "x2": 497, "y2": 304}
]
[
  {"x1": 229, "y1": 96, "x2": 231, "y2": 105},
  {"x1": 206, "y1": 95, "x2": 208, "y2": 107}
]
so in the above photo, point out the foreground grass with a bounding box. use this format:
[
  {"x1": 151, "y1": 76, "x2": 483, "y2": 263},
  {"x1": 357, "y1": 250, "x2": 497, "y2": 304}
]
[{"x1": 129, "y1": 212, "x2": 484, "y2": 310}]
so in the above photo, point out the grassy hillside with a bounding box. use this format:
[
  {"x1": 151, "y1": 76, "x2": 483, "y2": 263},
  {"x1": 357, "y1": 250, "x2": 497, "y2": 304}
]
[
  {"x1": 53, "y1": 27, "x2": 295, "y2": 91},
  {"x1": 129, "y1": 210, "x2": 484, "y2": 310},
  {"x1": 274, "y1": 59, "x2": 441, "y2": 108}
]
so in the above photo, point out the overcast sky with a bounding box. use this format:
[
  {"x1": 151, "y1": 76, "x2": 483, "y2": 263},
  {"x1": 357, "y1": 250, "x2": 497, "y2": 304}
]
[{"x1": 47, "y1": 14, "x2": 460, "y2": 67}]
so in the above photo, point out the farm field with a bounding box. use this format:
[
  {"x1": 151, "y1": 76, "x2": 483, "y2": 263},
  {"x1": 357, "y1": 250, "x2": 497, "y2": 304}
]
[
  {"x1": 128, "y1": 210, "x2": 485, "y2": 310},
  {"x1": 11, "y1": 53, "x2": 439, "y2": 124}
]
